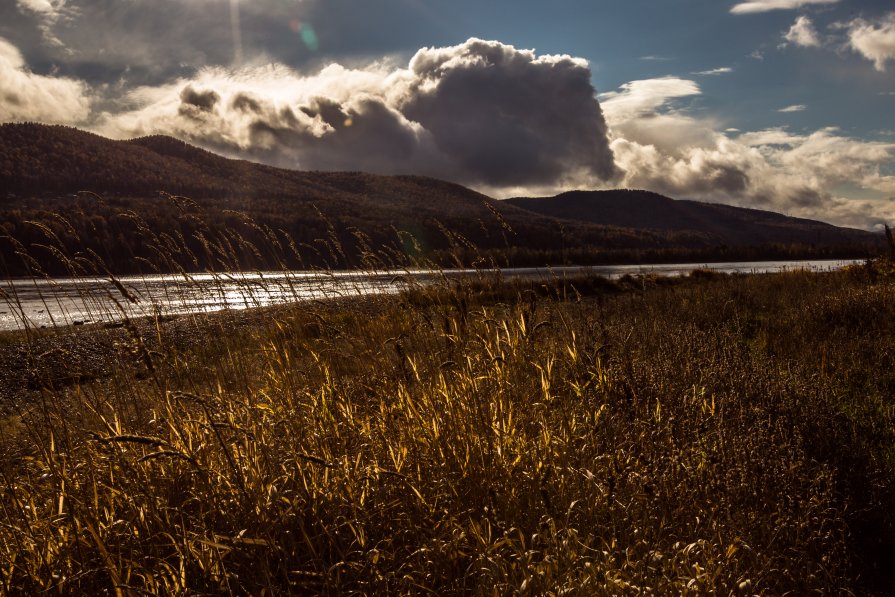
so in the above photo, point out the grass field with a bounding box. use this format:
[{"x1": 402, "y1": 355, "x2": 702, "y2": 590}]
[{"x1": 1, "y1": 265, "x2": 894, "y2": 594}]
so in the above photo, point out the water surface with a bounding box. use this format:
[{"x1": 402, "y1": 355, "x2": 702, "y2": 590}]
[{"x1": 0, "y1": 259, "x2": 859, "y2": 331}]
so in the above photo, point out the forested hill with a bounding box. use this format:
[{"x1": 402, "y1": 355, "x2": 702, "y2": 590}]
[
  {"x1": 0, "y1": 123, "x2": 883, "y2": 275},
  {"x1": 0, "y1": 122, "x2": 491, "y2": 210},
  {"x1": 0, "y1": 123, "x2": 680, "y2": 273},
  {"x1": 0, "y1": 122, "x2": 635, "y2": 231},
  {"x1": 507, "y1": 190, "x2": 880, "y2": 248}
]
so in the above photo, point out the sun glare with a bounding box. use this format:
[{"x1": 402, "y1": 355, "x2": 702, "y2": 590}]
[{"x1": 229, "y1": 0, "x2": 243, "y2": 64}]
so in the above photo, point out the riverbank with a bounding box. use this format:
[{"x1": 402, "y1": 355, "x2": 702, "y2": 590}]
[
  {"x1": 0, "y1": 259, "x2": 860, "y2": 332},
  {"x1": 1, "y1": 267, "x2": 894, "y2": 593},
  {"x1": 0, "y1": 293, "x2": 396, "y2": 414},
  {"x1": 0, "y1": 267, "x2": 716, "y2": 413}
]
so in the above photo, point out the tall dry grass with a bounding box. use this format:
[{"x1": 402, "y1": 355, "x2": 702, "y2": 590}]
[{"x1": 0, "y1": 211, "x2": 893, "y2": 594}]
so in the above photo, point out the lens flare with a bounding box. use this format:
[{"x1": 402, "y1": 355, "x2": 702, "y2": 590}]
[{"x1": 289, "y1": 18, "x2": 319, "y2": 52}]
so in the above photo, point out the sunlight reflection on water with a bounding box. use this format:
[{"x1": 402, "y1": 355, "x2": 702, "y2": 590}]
[{"x1": 0, "y1": 260, "x2": 859, "y2": 331}]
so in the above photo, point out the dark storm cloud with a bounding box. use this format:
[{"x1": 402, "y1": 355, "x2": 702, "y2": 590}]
[
  {"x1": 5, "y1": 0, "x2": 264, "y2": 86},
  {"x1": 48, "y1": 0, "x2": 234, "y2": 84},
  {"x1": 0, "y1": 0, "x2": 507, "y2": 88},
  {"x1": 2, "y1": 0, "x2": 397, "y2": 87},
  {"x1": 99, "y1": 39, "x2": 620, "y2": 188},
  {"x1": 401, "y1": 39, "x2": 618, "y2": 186},
  {"x1": 0, "y1": 3, "x2": 53, "y2": 67}
]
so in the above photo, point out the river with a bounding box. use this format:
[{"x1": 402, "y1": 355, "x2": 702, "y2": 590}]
[{"x1": 0, "y1": 259, "x2": 861, "y2": 332}]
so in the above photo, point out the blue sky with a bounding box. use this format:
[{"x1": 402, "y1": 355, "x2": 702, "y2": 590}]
[{"x1": 1, "y1": 0, "x2": 894, "y2": 227}]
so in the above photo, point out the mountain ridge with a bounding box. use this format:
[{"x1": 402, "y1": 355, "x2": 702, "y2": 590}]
[
  {"x1": 506, "y1": 189, "x2": 872, "y2": 246},
  {"x1": 0, "y1": 122, "x2": 882, "y2": 274}
]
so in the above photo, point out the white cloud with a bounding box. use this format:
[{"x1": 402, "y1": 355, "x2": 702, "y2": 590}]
[
  {"x1": 0, "y1": 36, "x2": 91, "y2": 123},
  {"x1": 600, "y1": 76, "x2": 895, "y2": 227},
  {"x1": 783, "y1": 16, "x2": 821, "y2": 47},
  {"x1": 16, "y1": 0, "x2": 65, "y2": 17},
  {"x1": 14, "y1": 0, "x2": 75, "y2": 46},
  {"x1": 778, "y1": 104, "x2": 807, "y2": 112},
  {"x1": 612, "y1": 127, "x2": 895, "y2": 226},
  {"x1": 762, "y1": 129, "x2": 895, "y2": 196},
  {"x1": 846, "y1": 12, "x2": 895, "y2": 72},
  {"x1": 730, "y1": 0, "x2": 839, "y2": 15},
  {"x1": 96, "y1": 38, "x2": 619, "y2": 188},
  {"x1": 599, "y1": 77, "x2": 701, "y2": 122},
  {"x1": 692, "y1": 67, "x2": 733, "y2": 76},
  {"x1": 738, "y1": 128, "x2": 806, "y2": 146}
]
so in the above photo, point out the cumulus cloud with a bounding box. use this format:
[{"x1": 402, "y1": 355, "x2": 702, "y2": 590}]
[
  {"x1": 730, "y1": 0, "x2": 839, "y2": 15},
  {"x1": 96, "y1": 38, "x2": 619, "y2": 188},
  {"x1": 783, "y1": 16, "x2": 821, "y2": 48},
  {"x1": 612, "y1": 127, "x2": 895, "y2": 226},
  {"x1": 846, "y1": 12, "x2": 895, "y2": 72},
  {"x1": 747, "y1": 128, "x2": 895, "y2": 196},
  {"x1": 692, "y1": 67, "x2": 733, "y2": 76},
  {"x1": 778, "y1": 104, "x2": 807, "y2": 112},
  {"x1": 0, "y1": 36, "x2": 90, "y2": 122},
  {"x1": 401, "y1": 39, "x2": 617, "y2": 185},
  {"x1": 600, "y1": 76, "x2": 895, "y2": 227}
]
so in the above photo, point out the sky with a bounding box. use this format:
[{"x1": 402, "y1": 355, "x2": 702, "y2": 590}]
[{"x1": 1, "y1": 0, "x2": 894, "y2": 229}]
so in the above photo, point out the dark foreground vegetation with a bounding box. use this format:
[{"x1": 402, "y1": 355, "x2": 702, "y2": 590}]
[
  {"x1": 0, "y1": 191, "x2": 880, "y2": 276},
  {"x1": 1, "y1": 263, "x2": 894, "y2": 594}
]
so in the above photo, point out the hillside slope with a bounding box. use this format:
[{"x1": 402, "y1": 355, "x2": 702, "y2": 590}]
[
  {"x1": 507, "y1": 189, "x2": 878, "y2": 247},
  {"x1": 0, "y1": 123, "x2": 882, "y2": 274}
]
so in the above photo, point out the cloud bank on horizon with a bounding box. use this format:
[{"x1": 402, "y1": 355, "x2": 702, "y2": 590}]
[{"x1": 1, "y1": 0, "x2": 893, "y2": 229}]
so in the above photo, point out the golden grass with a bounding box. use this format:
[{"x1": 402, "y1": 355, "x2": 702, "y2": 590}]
[
  {"x1": 0, "y1": 265, "x2": 893, "y2": 594},
  {"x1": 1, "y1": 205, "x2": 894, "y2": 594}
]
